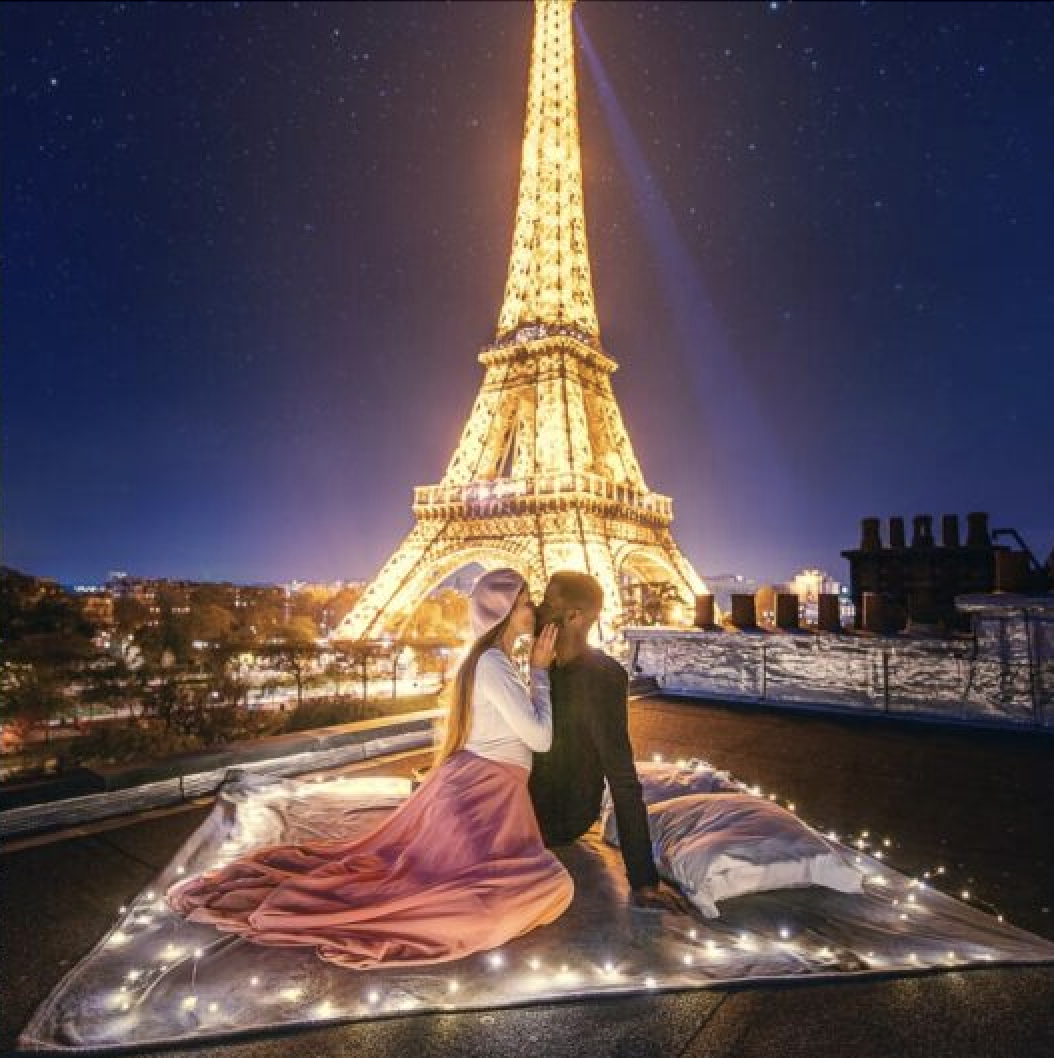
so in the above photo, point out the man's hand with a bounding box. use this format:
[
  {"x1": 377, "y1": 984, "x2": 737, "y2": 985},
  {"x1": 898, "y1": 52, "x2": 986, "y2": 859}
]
[{"x1": 630, "y1": 881, "x2": 695, "y2": 915}]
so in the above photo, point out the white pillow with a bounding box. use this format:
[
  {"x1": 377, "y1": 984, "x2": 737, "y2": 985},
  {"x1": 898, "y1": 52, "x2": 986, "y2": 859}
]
[
  {"x1": 600, "y1": 759, "x2": 740, "y2": 845},
  {"x1": 643, "y1": 792, "x2": 864, "y2": 918}
]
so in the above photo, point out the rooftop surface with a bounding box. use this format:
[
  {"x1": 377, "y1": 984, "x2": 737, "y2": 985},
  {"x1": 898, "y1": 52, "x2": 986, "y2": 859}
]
[{"x1": 3, "y1": 696, "x2": 1053, "y2": 1057}]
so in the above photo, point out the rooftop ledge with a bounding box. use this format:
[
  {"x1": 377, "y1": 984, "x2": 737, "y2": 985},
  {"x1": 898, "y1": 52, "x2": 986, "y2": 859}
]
[{"x1": 0, "y1": 710, "x2": 441, "y2": 840}]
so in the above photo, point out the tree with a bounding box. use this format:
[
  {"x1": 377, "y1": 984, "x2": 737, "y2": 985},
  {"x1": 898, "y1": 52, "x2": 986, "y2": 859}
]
[
  {"x1": 187, "y1": 603, "x2": 235, "y2": 644},
  {"x1": 259, "y1": 622, "x2": 320, "y2": 711},
  {"x1": 332, "y1": 639, "x2": 388, "y2": 702},
  {"x1": 113, "y1": 596, "x2": 151, "y2": 637},
  {"x1": 0, "y1": 662, "x2": 70, "y2": 746},
  {"x1": 0, "y1": 569, "x2": 99, "y2": 747}
]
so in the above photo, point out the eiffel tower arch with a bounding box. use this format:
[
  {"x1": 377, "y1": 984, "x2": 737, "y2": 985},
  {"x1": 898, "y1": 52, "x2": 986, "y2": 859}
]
[{"x1": 336, "y1": 0, "x2": 706, "y2": 642}]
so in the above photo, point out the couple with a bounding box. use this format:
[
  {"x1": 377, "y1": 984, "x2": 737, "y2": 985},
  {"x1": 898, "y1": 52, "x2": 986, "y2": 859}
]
[{"x1": 167, "y1": 569, "x2": 689, "y2": 969}]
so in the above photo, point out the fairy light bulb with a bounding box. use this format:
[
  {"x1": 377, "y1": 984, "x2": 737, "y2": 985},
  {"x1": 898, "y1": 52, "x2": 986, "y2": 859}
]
[
  {"x1": 644, "y1": 976, "x2": 657, "y2": 989},
  {"x1": 448, "y1": 979, "x2": 459, "y2": 994},
  {"x1": 779, "y1": 927, "x2": 791, "y2": 940},
  {"x1": 488, "y1": 952, "x2": 504, "y2": 969},
  {"x1": 250, "y1": 976, "x2": 260, "y2": 987},
  {"x1": 962, "y1": 890, "x2": 971, "y2": 900},
  {"x1": 683, "y1": 954, "x2": 694, "y2": 966},
  {"x1": 367, "y1": 990, "x2": 380, "y2": 1005}
]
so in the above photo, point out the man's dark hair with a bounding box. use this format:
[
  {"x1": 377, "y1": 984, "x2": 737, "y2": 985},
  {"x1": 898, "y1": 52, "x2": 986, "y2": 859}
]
[{"x1": 549, "y1": 571, "x2": 604, "y2": 612}]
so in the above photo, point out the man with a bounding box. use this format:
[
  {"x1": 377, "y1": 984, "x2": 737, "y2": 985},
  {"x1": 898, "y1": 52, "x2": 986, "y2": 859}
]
[{"x1": 529, "y1": 571, "x2": 692, "y2": 913}]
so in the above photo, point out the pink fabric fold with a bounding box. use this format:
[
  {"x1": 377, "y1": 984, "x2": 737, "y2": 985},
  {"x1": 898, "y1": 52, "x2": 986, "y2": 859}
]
[{"x1": 167, "y1": 751, "x2": 574, "y2": 969}]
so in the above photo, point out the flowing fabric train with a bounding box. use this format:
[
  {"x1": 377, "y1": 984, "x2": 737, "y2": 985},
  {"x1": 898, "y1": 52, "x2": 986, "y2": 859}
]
[{"x1": 167, "y1": 750, "x2": 574, "y2": 969}]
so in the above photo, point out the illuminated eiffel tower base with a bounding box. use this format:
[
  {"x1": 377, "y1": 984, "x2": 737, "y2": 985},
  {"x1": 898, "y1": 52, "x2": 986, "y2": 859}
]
[{"x1": 336, "y1": 0, "x2": 705, "y2": 641}]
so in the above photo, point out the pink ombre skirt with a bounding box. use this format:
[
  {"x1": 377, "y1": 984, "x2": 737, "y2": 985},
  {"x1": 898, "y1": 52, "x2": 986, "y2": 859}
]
[{"x1": 166, "y1": 751, "x2": 574, "y2": 969}]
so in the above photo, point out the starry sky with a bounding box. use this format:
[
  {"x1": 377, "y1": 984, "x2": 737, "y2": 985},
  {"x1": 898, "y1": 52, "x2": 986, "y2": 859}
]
[{"x1": 4, "y1": 0, "x2": 1053, "y2": 589}]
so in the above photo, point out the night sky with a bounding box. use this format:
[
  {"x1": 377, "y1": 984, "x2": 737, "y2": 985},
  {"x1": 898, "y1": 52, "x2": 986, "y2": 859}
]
[{"x1": 4, "y1": 1, "x2": 1053, "y2": 589}]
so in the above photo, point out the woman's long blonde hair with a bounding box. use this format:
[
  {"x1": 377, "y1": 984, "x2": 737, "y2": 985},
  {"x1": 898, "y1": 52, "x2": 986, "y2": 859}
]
[{"x1": 432, "y1": 607, "x2": 516, "y2": 768}]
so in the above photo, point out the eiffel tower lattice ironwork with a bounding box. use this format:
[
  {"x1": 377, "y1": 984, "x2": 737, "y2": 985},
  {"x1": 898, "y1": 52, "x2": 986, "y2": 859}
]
[{"x1": 336, "y1": 0, "x2": 705, "y2": 641}]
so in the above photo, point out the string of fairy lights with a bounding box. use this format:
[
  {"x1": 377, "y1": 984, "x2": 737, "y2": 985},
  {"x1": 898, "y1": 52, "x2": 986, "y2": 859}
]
[{"x1": 84, "y1": 759, "x2": 1039, "y2": 1037}]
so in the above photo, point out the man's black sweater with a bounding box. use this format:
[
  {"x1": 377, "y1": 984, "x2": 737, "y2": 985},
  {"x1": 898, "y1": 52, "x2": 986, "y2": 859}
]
[{"x1": 528, "y1": 647, "x2": 659, "y2": 890}]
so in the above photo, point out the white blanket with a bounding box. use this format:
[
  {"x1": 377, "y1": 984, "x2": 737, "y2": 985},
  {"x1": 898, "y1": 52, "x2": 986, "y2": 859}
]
[{"x1": 19, "y1": 764, "x2": 1054, "y2": 1052}]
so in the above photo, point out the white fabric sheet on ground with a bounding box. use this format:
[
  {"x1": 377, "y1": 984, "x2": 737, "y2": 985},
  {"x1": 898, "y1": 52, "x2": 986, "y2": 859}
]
[{"x1": 20, "y1": 763, "x2": 1054, "y2": 1052}]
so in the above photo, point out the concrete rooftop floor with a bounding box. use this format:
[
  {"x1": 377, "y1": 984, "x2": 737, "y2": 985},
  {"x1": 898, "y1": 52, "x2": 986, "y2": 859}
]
[{"x1": 3, "y1": 695, "x2": 1053, "y2": 1057}]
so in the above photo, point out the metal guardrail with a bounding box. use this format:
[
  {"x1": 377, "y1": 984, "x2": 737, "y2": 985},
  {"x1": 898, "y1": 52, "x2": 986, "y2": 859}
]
[
  {"x1": 627, "y1": 610, "x2": 1054, "y2": 732},
  {"x1": 0, "y1": 711, "x2": 441, "y2": 840}
]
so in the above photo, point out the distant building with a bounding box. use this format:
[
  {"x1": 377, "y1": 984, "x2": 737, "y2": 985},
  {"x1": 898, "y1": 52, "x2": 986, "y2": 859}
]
[
  {"x1": 78, "y1": 593, "x2": 115, "y2": 628},
  {"x1": 839, "y1": 511, "x2": 1050, "y2": 634},
  {"x1": 785, "y1": 569, "x2": 849, "y2": 625}
]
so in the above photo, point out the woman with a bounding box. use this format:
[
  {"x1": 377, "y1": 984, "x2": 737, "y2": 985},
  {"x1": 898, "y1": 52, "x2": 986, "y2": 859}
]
[{"x1": 167, "y1": 568, "x2": 573, "y2": 969}]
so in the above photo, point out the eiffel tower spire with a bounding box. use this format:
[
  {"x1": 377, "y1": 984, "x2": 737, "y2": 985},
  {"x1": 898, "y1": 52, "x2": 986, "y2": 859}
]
[
  {"x1": 336, "y1": 1, "x2": 705, "y2": 642},
  {"x1": 497, "y1": 0, "x2": 599, "y2": 346}
]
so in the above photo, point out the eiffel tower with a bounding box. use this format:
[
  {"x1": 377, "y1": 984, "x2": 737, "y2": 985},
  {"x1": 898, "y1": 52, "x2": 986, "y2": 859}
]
[{"x1": 336, "y1": 0, "x2": 705, "y2": 641}]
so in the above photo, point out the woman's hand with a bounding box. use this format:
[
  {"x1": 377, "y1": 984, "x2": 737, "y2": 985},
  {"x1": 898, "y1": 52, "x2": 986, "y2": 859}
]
[{"x1": 530, "y1": 622, "x2": 558, "y2": 669}]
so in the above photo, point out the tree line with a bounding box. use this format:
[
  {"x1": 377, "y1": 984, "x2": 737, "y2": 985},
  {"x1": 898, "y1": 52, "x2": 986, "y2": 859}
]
[{"x1": 0, "y1": 568, "x2": 466, "y2": 777}]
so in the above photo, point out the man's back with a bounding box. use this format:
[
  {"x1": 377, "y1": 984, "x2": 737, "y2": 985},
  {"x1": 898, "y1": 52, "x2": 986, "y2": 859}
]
[{"x1": 528, "y1": 647, "x2": 659, "y2": 890}]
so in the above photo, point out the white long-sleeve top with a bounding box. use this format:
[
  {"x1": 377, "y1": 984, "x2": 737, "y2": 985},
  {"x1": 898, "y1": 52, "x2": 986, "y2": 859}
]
[{"x1": 462, "y1": 648, "x2": 552, "y2": 771}]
